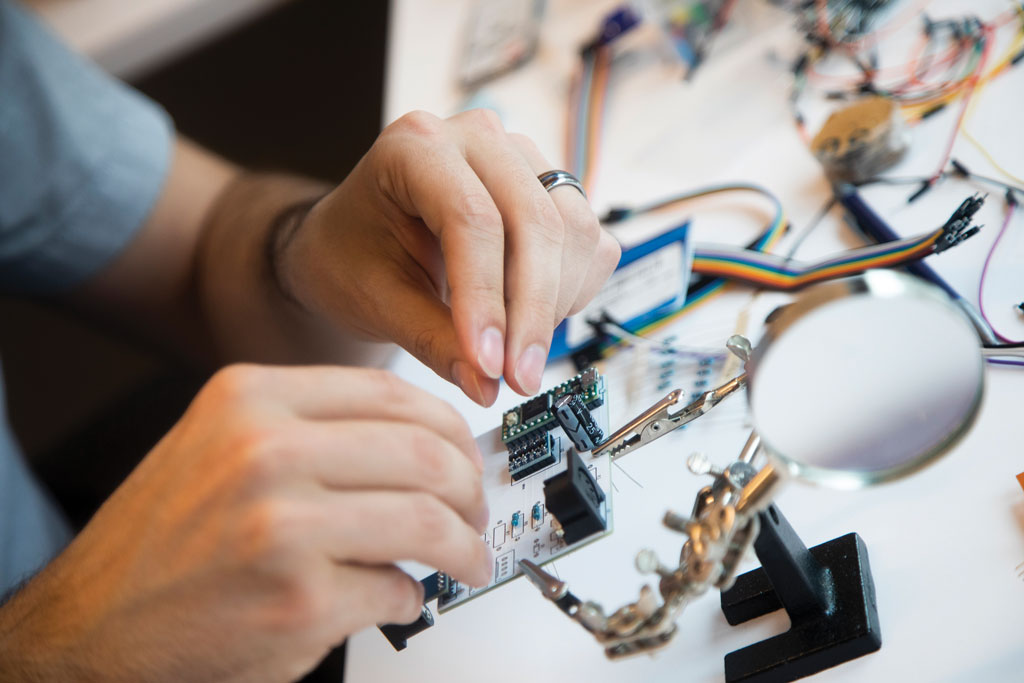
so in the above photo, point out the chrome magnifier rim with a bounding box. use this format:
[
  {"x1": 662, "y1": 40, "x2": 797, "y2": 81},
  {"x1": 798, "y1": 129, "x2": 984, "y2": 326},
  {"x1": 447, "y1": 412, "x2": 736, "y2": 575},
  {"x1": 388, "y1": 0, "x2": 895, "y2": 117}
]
[{"x1": 746, "y1": 270, "x2": 985, "y2": 489}]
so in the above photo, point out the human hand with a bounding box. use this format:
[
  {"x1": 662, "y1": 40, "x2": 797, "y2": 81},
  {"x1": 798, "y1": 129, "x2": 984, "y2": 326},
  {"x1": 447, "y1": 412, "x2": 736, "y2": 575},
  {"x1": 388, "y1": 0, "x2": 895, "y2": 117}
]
[
  {"x1": 0, "y1": 365, "x2": 490, "y2": 682},
  {"x1": 281, "y1": 110, "x2": 621, "y2": 405}
]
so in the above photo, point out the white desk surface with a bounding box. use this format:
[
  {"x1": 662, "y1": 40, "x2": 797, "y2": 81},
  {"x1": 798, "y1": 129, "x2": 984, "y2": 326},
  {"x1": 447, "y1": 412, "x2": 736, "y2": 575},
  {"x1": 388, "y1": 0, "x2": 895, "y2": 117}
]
[
  {"x1": 353, "y1": 1, "x2": 1024, "y2": 681},
  {"x1": 24, "y1": 0, "x2": 291, "y2": 78}
]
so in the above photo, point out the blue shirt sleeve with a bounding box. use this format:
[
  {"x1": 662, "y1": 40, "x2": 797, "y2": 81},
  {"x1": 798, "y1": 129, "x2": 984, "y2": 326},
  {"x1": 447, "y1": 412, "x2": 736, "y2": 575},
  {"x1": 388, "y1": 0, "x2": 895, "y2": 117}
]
[{"x1": 0, "y1": 1, "x2": 173, "y2": 294}]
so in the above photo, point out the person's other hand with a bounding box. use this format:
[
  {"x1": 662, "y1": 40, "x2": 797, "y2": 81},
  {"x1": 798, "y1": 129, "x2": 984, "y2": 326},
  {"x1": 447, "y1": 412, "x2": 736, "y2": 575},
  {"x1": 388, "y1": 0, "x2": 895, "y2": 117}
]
[
  {"x1": 0, "y1": 365, "x2": 490, "y2": 682},
  {"x1": 282, "y1": 110, "x2": 621, "y2": 405}
]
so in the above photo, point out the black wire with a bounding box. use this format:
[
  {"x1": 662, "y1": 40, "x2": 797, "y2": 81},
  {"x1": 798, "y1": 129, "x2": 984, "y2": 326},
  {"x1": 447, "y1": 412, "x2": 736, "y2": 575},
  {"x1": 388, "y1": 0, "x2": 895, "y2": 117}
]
[
  {"x1": 783, "y1": 196, "x2": 837, "y2": 261},
  {"x1": 858, "y1": 168, "x2": 1024, "y2": 199},
  {"x1": 984, "y1": 342, "x2": 1024, "y2": 349}
]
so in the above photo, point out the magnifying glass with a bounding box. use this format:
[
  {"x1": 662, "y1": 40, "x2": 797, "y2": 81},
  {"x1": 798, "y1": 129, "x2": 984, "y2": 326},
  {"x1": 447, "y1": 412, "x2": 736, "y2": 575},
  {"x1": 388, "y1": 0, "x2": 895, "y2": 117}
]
[{"x1": 747, "y1": 269, "x2": 984, "y2": 489}]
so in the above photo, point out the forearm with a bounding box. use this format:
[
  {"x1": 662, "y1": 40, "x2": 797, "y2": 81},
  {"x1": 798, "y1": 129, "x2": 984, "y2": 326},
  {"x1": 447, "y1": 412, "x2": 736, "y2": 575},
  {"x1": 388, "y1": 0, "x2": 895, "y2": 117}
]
[
  {"x1": 76, "y1": 137, "x2": 394, "y2": 368},
  {"x1": 195, "y1": 170, "x2": 388, "y2": 366}
]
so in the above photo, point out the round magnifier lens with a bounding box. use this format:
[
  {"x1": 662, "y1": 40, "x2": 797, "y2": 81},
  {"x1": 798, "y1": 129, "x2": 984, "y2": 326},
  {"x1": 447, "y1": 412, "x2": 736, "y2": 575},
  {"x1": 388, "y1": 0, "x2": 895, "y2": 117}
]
[{"x1": 748, "y1": 271, "x2": 984, "y2": 488}]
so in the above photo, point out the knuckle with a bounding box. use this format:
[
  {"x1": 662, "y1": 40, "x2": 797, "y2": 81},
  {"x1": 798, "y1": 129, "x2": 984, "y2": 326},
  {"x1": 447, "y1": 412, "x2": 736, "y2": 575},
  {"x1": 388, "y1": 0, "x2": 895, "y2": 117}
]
[
  {"x1": 391, "y1": 109, "x2": 442, "y2": 139},
  {"x1": 453, "y1": 270, "x2": 503, "y2": 306},
  {"x1": 518, "y1": 281, "x2": 558, "y2": 318},
  {"x1": 528, "y1": 194, "x2": 564, "y2": 239},
  {"x1": 236, "y1": 499, "x2": 296, "y2": 563},
  {"x1": 229, "y1": 425, "x2": 290, "y2": 487},
  {"x1": 523, "y1": 206, "x2": 565, "y2": 249},
  {"x1": 455, "y1": 192, "x2": 502, "y2": 232},
  {"x1": 410, "y1": 329, "x2": 445, "y2": 367},
  {"x1": 463, "y1": 107, "x2": 504, "y2": 134},
  {"x1": 203, "y1": 363, "x2": 264, "y2": 406},
  {"x1": 364, "y1": 368, "x2": 408, "y2": 404}
]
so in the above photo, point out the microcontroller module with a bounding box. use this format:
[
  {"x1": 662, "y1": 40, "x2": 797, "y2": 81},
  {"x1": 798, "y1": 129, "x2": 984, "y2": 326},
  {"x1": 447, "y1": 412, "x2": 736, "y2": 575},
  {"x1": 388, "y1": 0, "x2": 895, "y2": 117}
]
[
  {"x1": 438, "y1": 368, "x2": 611, "y2": 613},
  {"x1": 501, "y1": 367, "x2": 604, "y2": 443}
]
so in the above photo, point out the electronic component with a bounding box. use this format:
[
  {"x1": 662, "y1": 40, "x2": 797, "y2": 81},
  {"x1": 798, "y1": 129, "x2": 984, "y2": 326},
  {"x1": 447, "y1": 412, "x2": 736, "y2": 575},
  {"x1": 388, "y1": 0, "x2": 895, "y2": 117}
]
[
  {"x1": 782, "y1": 0, "x2": 893, "y2": 45},
  {"x1": 593, "y1": 364, "x2": 749, "y2": 460},
  {"x1": 378, "y1": 572, "x2": 446, "y2": 650},
  {"x1": 542, "y1": 448, "x2": 608, "y2": 545},
  {"x1": 549, "y1": 225, "x2": 692, "y2": 360},
  {"x1": 643, "y1": 1, "x2": 734, "y2": 78},
  {"x1": 507, "y1": 431, "x2": 558, "y2": 482},
  {"x1": 379, "y1": 607, "x2": 434, "y2": 651},
  {"x1": 432, "y1": 373, "x2": 611, "y2": 615},
  {"x1": 811, "y1": 96, "x2": 908, "y2": 184},
  {"x1": 520, "y1": 393, "x2": 552, "y2": 423},
  {"x1": 553, "y1": 393, "x2": 604, "y2": 452},
  {"x1": 501, "y1": 369, "x2": 605, "y2": 443},
  {"x1": 435, "y1": 572, "x2": 461, "y2": 610}
]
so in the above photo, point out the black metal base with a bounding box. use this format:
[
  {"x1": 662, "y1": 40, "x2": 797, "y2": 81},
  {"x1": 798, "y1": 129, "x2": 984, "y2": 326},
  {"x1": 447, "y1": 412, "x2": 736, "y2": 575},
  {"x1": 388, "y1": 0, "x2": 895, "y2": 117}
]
[{"x1": 719, "y1": 506, "x2": 881, "y2": 683}]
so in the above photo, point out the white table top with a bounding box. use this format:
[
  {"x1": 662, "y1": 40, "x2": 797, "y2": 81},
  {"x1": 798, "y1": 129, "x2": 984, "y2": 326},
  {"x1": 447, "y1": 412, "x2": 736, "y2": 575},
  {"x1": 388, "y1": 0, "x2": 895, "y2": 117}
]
[
  {"x1": 353, "y1": 1, "x2": 1024, "y2": 681},
  {"x1": 25, "y1": 0, "x2": 291, "y2": 78}
]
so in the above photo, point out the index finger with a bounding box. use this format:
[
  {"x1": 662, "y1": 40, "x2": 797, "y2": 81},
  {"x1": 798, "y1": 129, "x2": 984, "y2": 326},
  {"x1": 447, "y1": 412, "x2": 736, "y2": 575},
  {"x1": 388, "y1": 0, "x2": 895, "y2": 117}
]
[
  {"x1": 378, "y1": 111, "x2": 509, "y2": 385},
  {"x1": 247, "y1": 365, "x2": 481, "y2": 468}
]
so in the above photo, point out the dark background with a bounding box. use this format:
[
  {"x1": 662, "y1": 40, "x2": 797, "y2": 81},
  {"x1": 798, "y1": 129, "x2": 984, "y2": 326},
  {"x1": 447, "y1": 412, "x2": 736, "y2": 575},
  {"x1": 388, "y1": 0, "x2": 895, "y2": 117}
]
[{"x1": 0, "y1": 1, "x2": 390, "y2": 677}]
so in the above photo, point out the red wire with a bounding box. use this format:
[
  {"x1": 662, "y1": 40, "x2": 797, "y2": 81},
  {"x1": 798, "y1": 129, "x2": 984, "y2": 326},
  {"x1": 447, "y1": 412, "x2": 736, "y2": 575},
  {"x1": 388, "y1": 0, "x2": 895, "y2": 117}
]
[
  {"x1": 928, "y1": 25, "x2": 993, "y2": 182},
  {"x1": 807, "y1": 40, "x2": 963, "y2": 87}
]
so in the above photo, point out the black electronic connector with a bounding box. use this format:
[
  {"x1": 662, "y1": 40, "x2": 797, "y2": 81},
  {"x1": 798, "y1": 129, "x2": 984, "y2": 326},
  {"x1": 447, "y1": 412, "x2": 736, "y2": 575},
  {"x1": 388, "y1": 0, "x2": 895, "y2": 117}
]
[
  {"x1": 378, "y1": 572, "x2": 445, "y2": 651},
  {"x1": 600, "y1": 207, "x2": 633, "y2": 224},
  {"x1": 932, "y1": 194, "x2": 986, "y2": 252},
  {"x1": 919, "y1": 102, "x2": 947, "y2": 119},
  {"x1": 950, "y1": 158, "x2": 971, "y2": 177},
  {"x1": 571, "y1": 340, "x2": 606, "y2": 372},
  {"x1": 907, "y1": 179, "x2": 934, "y2": 203},
  {"x1": 543, "y1": 448, "x2": 607, "y2": 545},
  {"x1": 553, "y1": 393, "x2": 604, "y2": 453}
]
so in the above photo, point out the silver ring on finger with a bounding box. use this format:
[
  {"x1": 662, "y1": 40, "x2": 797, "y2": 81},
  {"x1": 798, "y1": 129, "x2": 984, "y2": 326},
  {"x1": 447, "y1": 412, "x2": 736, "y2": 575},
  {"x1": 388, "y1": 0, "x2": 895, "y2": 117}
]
[{"x1": 538, "y1": 170, "x2": 587, "y2": 200}]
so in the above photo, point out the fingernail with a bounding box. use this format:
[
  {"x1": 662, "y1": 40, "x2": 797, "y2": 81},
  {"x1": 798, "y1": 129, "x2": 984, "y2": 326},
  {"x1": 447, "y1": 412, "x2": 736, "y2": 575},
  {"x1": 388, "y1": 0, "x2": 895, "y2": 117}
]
[
  {"x1": 451, "y1": 360, "x2": 486, "y2": 407},
  {"x1": 514, "y1": 344, "x2": 546, "y2": 395},
  {"x1": 477, "y1": 327, "x2": 504, "y2": 379},
  {"x1": 477, "y1": 378, "x2": 500, "y2": 408}
]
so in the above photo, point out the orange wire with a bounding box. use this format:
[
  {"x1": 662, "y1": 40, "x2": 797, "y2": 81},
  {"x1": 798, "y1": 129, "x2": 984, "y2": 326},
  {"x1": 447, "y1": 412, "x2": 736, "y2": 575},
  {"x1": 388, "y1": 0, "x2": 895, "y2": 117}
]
[
  {"x1": 565, "y1": 59, "x2": 582, "y2": 174},
  {"x1": 807, "y1": 39, "x2": 963, "y2": 86},
  {"x1": 583, "y1": 45, "x2": 611, "y2": 196}
]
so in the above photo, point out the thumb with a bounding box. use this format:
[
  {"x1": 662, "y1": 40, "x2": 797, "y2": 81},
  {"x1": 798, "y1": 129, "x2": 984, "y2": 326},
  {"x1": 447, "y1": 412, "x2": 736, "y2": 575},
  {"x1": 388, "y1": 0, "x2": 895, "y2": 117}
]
[{"x1": 376, "y1": 279, "x2": 499, "y2": 407}]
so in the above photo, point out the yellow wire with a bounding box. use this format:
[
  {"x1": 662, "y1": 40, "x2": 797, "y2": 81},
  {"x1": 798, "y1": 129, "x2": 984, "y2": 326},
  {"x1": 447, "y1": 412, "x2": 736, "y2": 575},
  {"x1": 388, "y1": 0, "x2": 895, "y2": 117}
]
[
  {"x1": 959, "y1": 23, "x2": 1024, "y2": 185},
  {"x1": 962, "y1": 129, "x2": 1024, "y2": 185},
  {"x1": 901, "y1": 26, "x2": 1023, "y2": 121}
]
